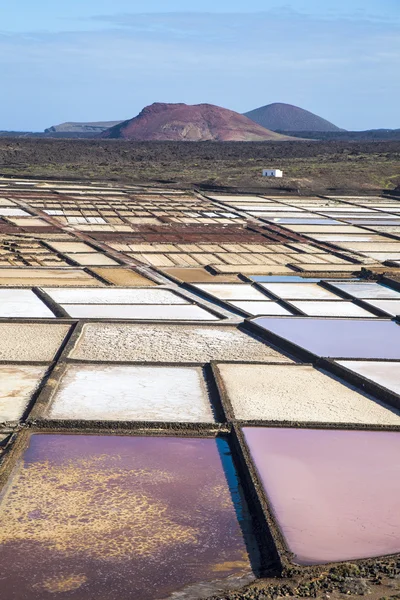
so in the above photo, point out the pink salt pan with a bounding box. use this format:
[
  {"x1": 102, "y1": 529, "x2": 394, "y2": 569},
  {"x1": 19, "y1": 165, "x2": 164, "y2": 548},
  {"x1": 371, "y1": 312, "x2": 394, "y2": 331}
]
[{"x1": 243, "y1": 427, "x2": 400, "y2": 565}]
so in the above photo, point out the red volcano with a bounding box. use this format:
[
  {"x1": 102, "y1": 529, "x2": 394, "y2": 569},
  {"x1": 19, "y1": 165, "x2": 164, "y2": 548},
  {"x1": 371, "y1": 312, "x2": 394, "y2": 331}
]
[{"x1": 100, "y1": 103, "x2": 296, "y2": 141}]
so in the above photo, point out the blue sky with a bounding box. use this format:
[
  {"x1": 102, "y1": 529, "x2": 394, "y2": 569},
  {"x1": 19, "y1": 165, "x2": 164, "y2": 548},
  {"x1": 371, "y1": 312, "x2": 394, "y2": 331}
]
[{"x1": 1, "y1": 1, "x2": 399, "y2": 131}]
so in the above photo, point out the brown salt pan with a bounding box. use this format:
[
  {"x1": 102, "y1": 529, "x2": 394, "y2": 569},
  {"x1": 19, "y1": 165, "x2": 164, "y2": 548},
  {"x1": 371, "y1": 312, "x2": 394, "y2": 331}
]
[{"x1": 90, "y1": 267, "x2": 156, "y2": 286}]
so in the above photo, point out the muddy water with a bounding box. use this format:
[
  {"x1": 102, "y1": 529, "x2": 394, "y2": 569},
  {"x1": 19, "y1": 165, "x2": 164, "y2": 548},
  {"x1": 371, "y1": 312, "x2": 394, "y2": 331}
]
[
  {"x1": 243, "y1": 427, "x2": 400, "y2": 565},
  {"x1": 0, "y1": 434, "x2": 256, "y2": 599}
]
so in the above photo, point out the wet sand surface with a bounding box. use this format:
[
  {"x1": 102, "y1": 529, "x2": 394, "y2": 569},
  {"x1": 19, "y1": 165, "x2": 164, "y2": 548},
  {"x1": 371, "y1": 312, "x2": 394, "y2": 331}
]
[{"x1": 0, "y1": 434, "x2": 256, "y2": 599}]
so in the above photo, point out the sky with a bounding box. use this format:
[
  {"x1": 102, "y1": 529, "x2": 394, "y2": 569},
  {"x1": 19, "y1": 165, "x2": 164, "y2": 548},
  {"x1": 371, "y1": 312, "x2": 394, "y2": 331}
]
[{"x1": 0, "y1": 0, "x2": 399, "y2": 131}]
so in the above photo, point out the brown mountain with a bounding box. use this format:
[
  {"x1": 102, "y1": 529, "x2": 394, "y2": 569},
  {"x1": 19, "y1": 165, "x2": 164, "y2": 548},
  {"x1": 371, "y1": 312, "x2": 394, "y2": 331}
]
[
  {"x1": 244, "y1": 102, "x2": 343, "y2": 132},
  {"x1": 100, "y1": 103, "x2": 295, "y2": 141}
]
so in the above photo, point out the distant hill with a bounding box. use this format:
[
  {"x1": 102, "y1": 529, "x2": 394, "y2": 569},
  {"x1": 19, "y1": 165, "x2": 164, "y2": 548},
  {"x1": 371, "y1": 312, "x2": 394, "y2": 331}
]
[
  {"x1": 100, "y1": 103, "x2": 297, "y2": 141},
  {"x1": 244, "y1": 102, "x2": 343, "y2": 132},
  {"x1": 45, "y1": 121, "x2": 123, "y2": 133}
]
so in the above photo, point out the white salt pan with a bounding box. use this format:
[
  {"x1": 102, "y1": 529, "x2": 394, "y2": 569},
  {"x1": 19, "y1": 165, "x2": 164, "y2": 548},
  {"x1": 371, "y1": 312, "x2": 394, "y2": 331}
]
[
  {"x1": 48, "y1": 365, "x2": 215, "y2": 422},
  {"x1": 42, "y1": 287, "x2": 188, "y2": 304}
]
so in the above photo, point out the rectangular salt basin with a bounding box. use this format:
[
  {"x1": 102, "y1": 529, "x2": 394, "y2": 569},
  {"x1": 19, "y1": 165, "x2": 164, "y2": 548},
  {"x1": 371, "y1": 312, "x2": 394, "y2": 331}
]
[
  {"x1": 362, "y1": 252, "x2": 400, "y2": 261},
  {"x1": 162, "y1": 268, "x2": 241, "y2": 283},
  {"x1": 250, "y1": 276, "x2": 327, "y2": 283},
  {"x1": 289, "y1": 301, "x2": 376, "y2": 318},
  {"x1": 244, "y1": 206, "x2": 300, "y2": 212},
  {"x1": 243, "y1": 427, "x2": 400, "y2": 565},
  {"x1": 0, "y1": 268, "x2": 99, "y2": 287},
  {"x1": 9, "y1": 218, "x2": 47, "y2": 227},
  {"x1": 347, "y1": 220, "x2": 400, "y2": 226},
  {"x1": 0, "y1": 434, "x2": 256, "y2": 600},
  {"x1": 318, "y1": 207, "x2": 377, "y2": 212},
  {"x1": 270, "y1": 219, "x2": 338, "y2": 225},
  {"x1": 0, "y1": 208, "x2": 29, "y2": 216},
  {"x1": 337, "y1": 361, "x2": 400, "y2": 395},
  {"x1": 261, "y1": 212, "x2": 313, "y2": 218},
  {"x1": 284, "y1": 225, "x2": 367, "y2": 233},
  {"x1": 0, "y1": 290, "x2": 54, "y2": 318},
  {"x1": 329, "y1": 282, "x2": 400, "y2": 299},
  {"x1": 340, "y1": 242, "x2": 400, "y2": 251},
  {"x1": 61, "y1": 304, "x2": 220, "y2": 320},
  {"x1": 312, "y1": 234, "x2": 378, "y2": 242},
  {"x1": 47, "y1": 242, "x2": 97, "y2": 253},
  {"x1": 251, "y1": 207, "x2": 302, "y2": 212},
  {"x1": 0, "y1": 365, "x2": 47, "y2": 424},
  {"x1": 69, "y1": 323, "x2": 292, "y2": 363},
  {"x1": 212, "y1": 265, "x2": 296, "y2": 275},
  {"x1": 67, "y1": 253, "x2": 118, "y2": 266},
  {"x1": 229, "y1": 301, "x2": 293, "y2": 316},
  {"x1": 259, "y1": 283, "x2": 340, "y2": 300},
  {"x1": 0, "y1": 324, "x2": 70, "y2": 362},
  {"x1": 47, "y1": 365, "x2": 216, "y2": 422},
  {"x1": 218, "y1": 364, "x2": 399, "y2": 425},
  {"x1": 289, "y1": 218, "x2": 345, "y2": 225},
  {"x1": 295, "y1": 264, "x2": 365, "y2": 273},
  {"x1": 360, "y1": 299, "x2": 400, "y2": 316},
  {"x1": 193, "y1": 283, "x2": 267, "y2": 301},
  {"x1": 90, "y1": 268, "x2": 156, "y2": 287},
  {"x1": 252, "y1": 317, "x2": 400, "y2": 359},
  {"x1": 42, "y1": 287, "x2": 188, "y2": 305}
]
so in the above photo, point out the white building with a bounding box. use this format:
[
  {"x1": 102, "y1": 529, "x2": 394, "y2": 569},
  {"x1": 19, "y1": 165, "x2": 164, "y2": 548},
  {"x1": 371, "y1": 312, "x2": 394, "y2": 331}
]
[{"x1": 262, "y1": 169, "x2": 283, "y2": 178}]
